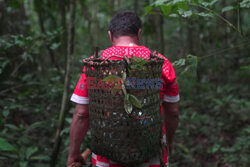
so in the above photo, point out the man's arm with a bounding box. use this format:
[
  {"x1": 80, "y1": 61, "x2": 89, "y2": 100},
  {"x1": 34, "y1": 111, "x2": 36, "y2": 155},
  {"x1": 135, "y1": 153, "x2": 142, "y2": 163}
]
[
  {"x1": 67, "y1": 104, "x2": 90, "y2": 166},
  {"x1": 163, "y1": 102, "x2": 179, "y2": 154}
]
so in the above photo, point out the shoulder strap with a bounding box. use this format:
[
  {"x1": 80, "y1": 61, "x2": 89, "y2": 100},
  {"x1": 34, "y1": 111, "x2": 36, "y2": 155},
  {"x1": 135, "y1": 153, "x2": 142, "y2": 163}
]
[{"x1": 93, "y1": 46, "x2": 104, "y2": 58}]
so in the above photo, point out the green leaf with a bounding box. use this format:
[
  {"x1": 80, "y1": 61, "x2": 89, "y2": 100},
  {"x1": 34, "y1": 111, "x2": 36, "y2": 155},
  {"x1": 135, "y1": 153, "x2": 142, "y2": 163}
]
[
  {"x1": 187, "y1": 55, "x2": 197, "y2": 74},
  {"x1": 169, "y1": 13, "x2": 179, "y2": 17},
  {"x1": 210, "y1": 0, "x2": 218, "y2": 6},
  {"x1": 103, "y1": 75, "x2": 122, "y2": 82},
  {"x1": 66, "y1": 118, "x2": 72, "y2": 124},
  {"x1": 197, "y1": 12, "x2": 214, "y2": 17},
  {"x1": 240, "y1": 0, "x2": 250, "y2": 8},
  {"x1": 152, "y1": 0, "x2": 168, "y2": 6},
  {"x1": 10, "y1": 1, "x2": 20, "y2": 8},
  {"x1": 5, "y1": 124, "x2": 19, "y2": 131},
  {"x1": 129, "y1": 64, "x2": 138, "y2": 69},
  {"x1": 192, "y1": 0, "x2": 198, "y2": 4},
  {"x1": 177, "y1": 143, "x2": 189, "y2": 153},
  {"x1": 26, "y1": 147, "x2": 38, "y2": 159},
  {"x1": 220, "y1": 147, "x2": 236, "y2": 153},
  {"x1": 21, "y1": 52, "x2": 34, "y2": 62},
  {"x1": 19, "y1": 161, "x2": 28, "y2": 167},
  {"x1": 122, "y1": 72, "x2": 126, "y2": 80},
  {"x1": 26, "y1": 121, "x2": 44, "y2": 132},
  {"x1": 60, "y1": 127, "x2": 70, "y2": 136},
  {"x1": 161, "y1": 5, "x2": 172, "y2": 16},
  {"x1": 128, "y1": 94, "x2": 142, "y2": 109},
  {"x1": 130, "y1": 56, "x2": 148, "y2": 65},
  {"x1": 201, "y1": 0, "x2": 218, "y2": 7},
  {"x1": 50, "y1": 42, "x2": 61, "y2": 50},
  {"x1": 221, "y1": 6, "x2": 235, "y2": 13},
  {"x1": 172, "y1": 58, "x2": 186, "y2": 67},
  {"x1": 1, "y1": 59, "x2": 10, "y2": 69},
  {"x1": 177, "y1": 1, "x2": 187, "y2": 10},
  {"x1": 211, "y1": 143, "x2": 220, "y2": 153},
  {"x1": 30, "y1": 155, "x2": 50, "y2": 161},
  {"x1": 144, "y1": 5, "x2": 153, "y2": 13},
  {"x1": 0, "y1": 137, "x2": 17, "y2": 152},
  {"x1": 3, "y1": 110, "x2": 9, "y2": 118},
  {"x1": 179, "y1": 10, "x2": 192, "y2": 17},
  {"x1": 122, "y1": 84, "x2": 127, "y2": 96},
  {"x1": 172, "y1": 0, "x2": 186, "y2": 5},
  {"x1": 124, "y1": 95, "x2": 133, "y2": 114}
]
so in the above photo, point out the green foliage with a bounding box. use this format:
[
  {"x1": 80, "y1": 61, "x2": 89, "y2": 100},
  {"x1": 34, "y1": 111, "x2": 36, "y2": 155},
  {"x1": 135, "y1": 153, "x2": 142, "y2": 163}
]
[
  {"x1": 0, "y1": 121, "x2": 51, "y2": 166},
  {"x1": 0, "y1": 0, "x2": 249, "y2": 166},
  {"x1": 240, "y1": 0, "x2": 250, "y2": 8},
  {"x1": 221, "y1": 6, "x2": 235, "y2": 13},
  {"x1": 103, "y1": 71, "x2": 143, "y2": 115},
  {"x1": 0, "y1": 137, "x2": 17, "y2": 152},
  {"x1": 124, "y1": 93, "x2": 143, "y2": 114},
  {"x1": 124, "y1": 94, "x2": 133, "y2": 114},
  {"x1": 103, "y1": 75, "x2": 122, "y2": 82},
  {"x1": 128, "y1": 94, "x2": 142, "y2": 109},
  {"x1": 172, "y1": 55, "x2": 197, "y2": 78},
  {"x1": 129, "y1": 55, "x2": 149, "y2": 72}
]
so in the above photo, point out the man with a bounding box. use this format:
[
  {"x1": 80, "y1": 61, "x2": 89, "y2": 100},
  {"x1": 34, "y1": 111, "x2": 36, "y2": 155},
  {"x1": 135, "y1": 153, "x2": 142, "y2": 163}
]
[{"x1": 67, "y1": 11, "x2": 179, "y2": 167}]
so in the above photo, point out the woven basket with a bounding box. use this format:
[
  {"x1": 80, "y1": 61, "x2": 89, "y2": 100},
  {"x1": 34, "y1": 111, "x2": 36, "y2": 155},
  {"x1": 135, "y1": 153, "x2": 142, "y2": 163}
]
[{"x1": 83, "y1": 51, "x2": 164, "y2": 166}]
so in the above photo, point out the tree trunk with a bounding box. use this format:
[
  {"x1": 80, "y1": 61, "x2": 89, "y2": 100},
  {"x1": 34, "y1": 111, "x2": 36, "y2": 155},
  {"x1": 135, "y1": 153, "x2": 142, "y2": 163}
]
[
  {"x1": 50, "y1": 0, "x2": 76, "y2": 166},
  {"x1": 134, "y1": 0, "x2": 138, "y2": 13},
  {"x1": 118, "y1": 0, "x2": 122, "y2": 9},
  {"x1": 110, "y1": 0, "x2": 114, "y2": 16},
  {"x1": 37, "y1": 11, "x2": 60, "y2": 71},
  {"x1": 60, "y1": 0, "x2": 68, "y2": 68},
  {"x1": 154, "y1": 15, "x2": 163, "y2": 52},
  {"x1": 237, "y1": 0, "x2": 242, "y2": 36},
  {"x1": 187, "y1": 20, "x2": 194, "y2": 55},
  {"x1": 159, "y1": 16, "x2": 165, "y2": 54}
]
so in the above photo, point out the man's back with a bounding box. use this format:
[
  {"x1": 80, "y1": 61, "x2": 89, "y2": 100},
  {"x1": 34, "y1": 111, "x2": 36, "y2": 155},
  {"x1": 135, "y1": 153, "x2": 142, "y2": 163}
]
[
  {"x1": 68, "y1": 11, "x2": 179, "y2": 167},
  {"x1": 80, "y1": 45, "x2": 178, "y2": 167}
]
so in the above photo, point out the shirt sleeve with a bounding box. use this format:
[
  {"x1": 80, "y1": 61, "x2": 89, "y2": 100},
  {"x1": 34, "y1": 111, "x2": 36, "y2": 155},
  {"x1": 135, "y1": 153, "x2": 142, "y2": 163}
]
[
  {"x1": 70, "y1": 67, "x2": 89, "y2": 104},
  {"x1": 160, "y1": 58, "x2": 180, "y2": 103}
]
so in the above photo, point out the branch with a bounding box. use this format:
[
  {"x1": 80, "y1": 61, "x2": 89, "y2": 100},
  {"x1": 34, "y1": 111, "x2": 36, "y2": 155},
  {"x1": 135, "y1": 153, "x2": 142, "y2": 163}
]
[
  {"x1": 50, "y1": 0, "x2": 76, "y2": 166},
  {"x1": 0, "y1": 82, "x2": 43, "y2": 95},
  {"x1": 190, "y1": 4, "x2": 243, "y2": 38},
  {"x1": 237, "y1": 0, "x2": 242, "y2": 36}
]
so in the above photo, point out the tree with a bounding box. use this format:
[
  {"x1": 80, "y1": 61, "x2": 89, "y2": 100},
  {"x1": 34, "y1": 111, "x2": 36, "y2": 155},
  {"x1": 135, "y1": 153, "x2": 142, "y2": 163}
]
[{"x1": 50, "y1": 0, "x2": 76, "y2": 166}]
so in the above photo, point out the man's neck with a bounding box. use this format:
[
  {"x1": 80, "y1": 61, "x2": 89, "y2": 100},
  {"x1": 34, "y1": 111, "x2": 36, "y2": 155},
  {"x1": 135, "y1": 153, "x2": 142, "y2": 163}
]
[{"x1": 112, "y1": 36, "x2": 139, "y2": 46}]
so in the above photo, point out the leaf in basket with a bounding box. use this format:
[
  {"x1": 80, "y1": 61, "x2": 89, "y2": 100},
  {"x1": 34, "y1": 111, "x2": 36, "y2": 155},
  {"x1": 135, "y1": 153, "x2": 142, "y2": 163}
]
[
  {"x1": 103, "y1": 75, "x2": 122, "y2": 82},
  {"x1": 121, "y1": 84, "x2": 127, "y2": 96},
  {"x1": 122, "y1": 72, "x2": 126, "y2": 80},
  {"x1": 129, "y1": 56, "x2": 149, "y2": 74},
  {"x1": 128, "y1": 94, "x2": 142, "y2": 109},
  {"x1": 124, "y1": 95, "x2": 133, "y2": 114},
  {"x1": 130, "y1": 55, "x2": 148, "y2": 65},
  {"x1": 129, "y1": 64, "x2": 138, "y2": 70}
]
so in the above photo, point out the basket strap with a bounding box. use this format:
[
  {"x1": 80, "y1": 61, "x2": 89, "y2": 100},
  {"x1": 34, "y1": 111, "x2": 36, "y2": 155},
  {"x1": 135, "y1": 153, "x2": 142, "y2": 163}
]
[
  {"x1": 105, "y1": 55, "x2": 130, "y2": 64},
  {"x1": 94, "y1": 47, "x2": 99, "y2": 58}
]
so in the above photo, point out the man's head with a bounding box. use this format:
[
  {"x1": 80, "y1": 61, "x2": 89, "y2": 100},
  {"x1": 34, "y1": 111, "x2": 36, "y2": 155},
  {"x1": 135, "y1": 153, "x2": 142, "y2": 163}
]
[{"x1": 108, "y1": 10, "x2": 142, "y2": 43}]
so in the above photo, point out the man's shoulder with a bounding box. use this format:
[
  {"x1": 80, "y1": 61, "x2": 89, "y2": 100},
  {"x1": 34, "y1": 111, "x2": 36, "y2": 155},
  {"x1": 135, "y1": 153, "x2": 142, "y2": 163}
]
[
  {"x1": 101, "y1": 46, "x2": 114, "y2": 54},
  {"x1": 156, "y1": 52, "x2": 169, "y2": 61},
  {"x1": 101, "y1": 46, "x2": 170, "y2": 63},
  {"x1": 101, "y1": 45, "x2": 150, "y2": 52}
]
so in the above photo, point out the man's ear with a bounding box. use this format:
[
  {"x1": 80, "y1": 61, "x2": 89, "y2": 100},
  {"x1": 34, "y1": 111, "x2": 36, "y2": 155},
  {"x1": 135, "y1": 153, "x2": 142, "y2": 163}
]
[
  {"x1": 137, "y1": 29, "x2": 142, "y2": 41},
  {"x1": 108, "y1": 31, "x2": 113, "y2": 42}
]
